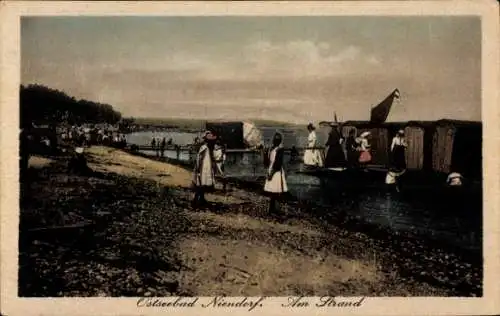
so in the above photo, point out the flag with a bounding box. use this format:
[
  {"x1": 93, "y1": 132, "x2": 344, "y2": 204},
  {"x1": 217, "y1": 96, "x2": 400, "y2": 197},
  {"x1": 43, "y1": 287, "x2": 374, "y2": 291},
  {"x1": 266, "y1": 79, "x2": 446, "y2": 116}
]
[
  {"x1": 370, "y1": 89, "x2": 401, "y2": 124},
  {"x1": 394, "y1": 88, "x2": 401, "y2": 100}
]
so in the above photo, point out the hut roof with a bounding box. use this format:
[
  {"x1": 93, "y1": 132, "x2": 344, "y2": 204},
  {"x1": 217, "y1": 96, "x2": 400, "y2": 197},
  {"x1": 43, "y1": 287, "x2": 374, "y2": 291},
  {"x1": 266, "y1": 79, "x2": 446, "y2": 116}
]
[
  {"x1": 341, "y1": 119, "x2": 482, "y2": 129},
  {"x1": 435, "y1": 119, "x2": 482, "y2": 127}
]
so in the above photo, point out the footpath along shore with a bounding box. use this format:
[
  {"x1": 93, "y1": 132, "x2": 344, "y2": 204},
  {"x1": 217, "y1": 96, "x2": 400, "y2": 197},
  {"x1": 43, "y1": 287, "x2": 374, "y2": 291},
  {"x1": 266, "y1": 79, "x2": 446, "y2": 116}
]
[{"x1": 19, "y1": 146, "x2": 481, "y2": 297}]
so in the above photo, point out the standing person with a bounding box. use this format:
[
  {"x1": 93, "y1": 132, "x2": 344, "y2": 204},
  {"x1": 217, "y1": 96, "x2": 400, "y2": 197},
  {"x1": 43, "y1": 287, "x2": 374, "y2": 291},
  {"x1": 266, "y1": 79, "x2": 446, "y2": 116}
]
[
  {"x1": 160, "y1": 137, "x2": 166, "y2": 158},
  {"x1": 390, "y1": 129, "x2": 407, "y2": 171},
  {"x1": 213, "y1": 139, "x2": 227, "y2": 191},
  {"x1": 324, "y1": 123, "x2": 346, "y2": 169},
  {"x1": 264, "y1": 132, "x2": 288, "y2": 214},
  {"x1": 151, "y1": 137, "x2": 156, "y2": 154},
  {"x1": 191, "y1": 131, "x2": 217, "y2": 207},
  {"x1": 155, "y1": 137, "x2": 161, "y2": 157},
  {"x1": 386, "y1": 130, "x2": 407, "y2": 192},
  {"x1": 303, "y1": 123, "x2": 324, "y2": 169},
  {"x1": 358, "y1": 131, "x2": 372, "y2": 169},
  {"x1": 345, "y1": 129, "x2": 359, "y2": 169}
]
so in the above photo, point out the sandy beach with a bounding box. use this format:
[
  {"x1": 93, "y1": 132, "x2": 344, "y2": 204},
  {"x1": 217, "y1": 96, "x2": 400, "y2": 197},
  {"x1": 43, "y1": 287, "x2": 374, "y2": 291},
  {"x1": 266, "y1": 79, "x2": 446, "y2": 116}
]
[{"x1": 18, "y1": 146, "x2": 481, "y2": 297}]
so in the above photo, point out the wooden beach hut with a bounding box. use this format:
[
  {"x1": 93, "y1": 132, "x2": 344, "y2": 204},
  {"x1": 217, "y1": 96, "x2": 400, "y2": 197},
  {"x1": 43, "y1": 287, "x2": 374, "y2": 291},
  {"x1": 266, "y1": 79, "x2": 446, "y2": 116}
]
[
  {"x1": 205, "y1": 121, "x2": 263, "y2": 149},
  {"x1": 403, "y1": 124, "x2": 425, "y2": 170},
  {"x1": 431, "y1": 122, "x2": 455, "y2": 174},
  {"x1": 426, "y1": 120, "x2": 482, "y2": 177},
  {"x1": 341, "y1": 120, "x2": 436, "y2": 171}
]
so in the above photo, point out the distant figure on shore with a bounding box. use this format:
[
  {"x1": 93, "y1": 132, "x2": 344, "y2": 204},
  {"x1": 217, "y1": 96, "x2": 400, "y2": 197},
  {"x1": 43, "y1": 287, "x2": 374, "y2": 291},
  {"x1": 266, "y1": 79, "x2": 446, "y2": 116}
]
[
  {"x1": 175, "y1": 144, "x2": 181, "y2": 160},
  {"x1": 167, "y1": 138, "x2": 173, "y2": 146},
  {"x1": 151, "y1": 137, "x2": 156, "y2": 152},
  {"x1": 358, "y1": 131, "x2": 372, "y2": 169},
  {"x1": 303, "y1": 123, "x2": 324, "y2": 169},
  {"x1": 191, "y1": 131, "x2": 217, "y2": 208},
  {"x1": 324, "y1": 123, "x2": 346, "y2": 169},
  {"x1": 160, "y1": 137, "x2": 166, "y2": 157},
  {"x1": 152, "y1": 137, "x2": 161, "y2": 156},
  {"x1": 264, "y1": 132, "x2": 288, "y2": 214},
  {"x1": 345, "y1": 129, "x2": 359, "y2": 168}
]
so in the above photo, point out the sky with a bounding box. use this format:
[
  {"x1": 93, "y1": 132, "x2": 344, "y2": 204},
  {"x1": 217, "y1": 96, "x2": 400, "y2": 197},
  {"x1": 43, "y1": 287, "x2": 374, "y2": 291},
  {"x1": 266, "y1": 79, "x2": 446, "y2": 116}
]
[{"x1": 21, "y1": 16, "x2": 481, "y2": 123}]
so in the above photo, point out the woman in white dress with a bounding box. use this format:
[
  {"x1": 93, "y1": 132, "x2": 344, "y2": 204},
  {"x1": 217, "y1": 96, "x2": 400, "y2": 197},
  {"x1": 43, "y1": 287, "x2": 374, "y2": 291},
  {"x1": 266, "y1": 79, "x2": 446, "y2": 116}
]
[
  {"x1": 192, "y1": 131, "x2": 217, "y2": 207},
  {"x1": 303, "y1": 123, "x2": 324, "y2": 168},
  {"x1": 264, "y1": 133, "x2": 288, "y2": 213}
]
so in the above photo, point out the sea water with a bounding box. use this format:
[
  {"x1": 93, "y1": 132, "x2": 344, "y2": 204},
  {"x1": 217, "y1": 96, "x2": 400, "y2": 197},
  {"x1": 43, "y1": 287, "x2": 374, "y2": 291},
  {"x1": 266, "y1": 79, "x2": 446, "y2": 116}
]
[{"x1": 126, "y1": 126, "x2": 482, "y2": 254}]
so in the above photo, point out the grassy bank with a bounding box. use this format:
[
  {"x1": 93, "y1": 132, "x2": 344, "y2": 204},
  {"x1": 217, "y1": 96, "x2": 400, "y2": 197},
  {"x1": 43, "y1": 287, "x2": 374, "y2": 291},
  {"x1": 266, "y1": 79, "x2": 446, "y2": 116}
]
[{"x1": 19, "y1": 147, "x2": 478, "y2": 296}]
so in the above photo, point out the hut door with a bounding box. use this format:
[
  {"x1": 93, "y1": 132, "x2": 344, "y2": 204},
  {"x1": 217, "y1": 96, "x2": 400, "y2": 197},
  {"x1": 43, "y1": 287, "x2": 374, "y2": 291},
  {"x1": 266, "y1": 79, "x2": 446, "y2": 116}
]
[
  {"x1": 371, "y1": 128, "x2": 389, "y2": 166},
  {"x1": 443, "y1": 128, "x2": 455, "y2": 173},
  {"x1": 404, "y1": 126, "x2": 424, "y2": 170},
  {"x1": 432, "y1": 126, "x2": 455, "y2": 173}
]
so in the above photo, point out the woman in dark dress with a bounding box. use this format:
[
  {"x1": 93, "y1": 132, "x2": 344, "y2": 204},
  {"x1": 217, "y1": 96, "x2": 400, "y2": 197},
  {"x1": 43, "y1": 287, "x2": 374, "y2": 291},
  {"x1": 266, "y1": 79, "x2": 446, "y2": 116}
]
[
  {"x1": 324, "y1": 124, "x2": 346, "y2": 168},
  {"x1": 386, "y1": 129, "x2": 408, "y2": 192},
  {"x1": 390, "y1": 129, "x2": 407, "y2": 172}
]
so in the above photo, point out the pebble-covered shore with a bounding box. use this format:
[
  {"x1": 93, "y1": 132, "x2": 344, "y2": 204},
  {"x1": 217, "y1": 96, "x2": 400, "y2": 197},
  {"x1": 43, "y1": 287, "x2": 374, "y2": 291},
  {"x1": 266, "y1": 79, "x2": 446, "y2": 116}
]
[{"x1": 18, "y1": 149, "x2": 482, "y2": 297}]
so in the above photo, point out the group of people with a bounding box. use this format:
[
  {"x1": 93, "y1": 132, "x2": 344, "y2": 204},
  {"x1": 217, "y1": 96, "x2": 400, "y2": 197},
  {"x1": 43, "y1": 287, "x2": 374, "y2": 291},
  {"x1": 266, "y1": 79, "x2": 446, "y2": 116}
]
[
  {"x1": 303, "y1": 123, "x2": 396, "y2": 170},
  {"x1": 190, "y1": 121, "x2": 467, "y2": 212},
  {"x1": 191, "y1": 131, "x2": 227, "y2": 207},
  {"x1": 191, "y1": 129, "x2": 285, "y2": 212},
  {"x1": 304, "y1": 122, "x2": 409, "y2": 190},
  {"x1": 150, "y1": 136, "x2": 174, "y2": 157},
  {"x1": 60, "y1": 125, "x2": 127, "y2": 148}
]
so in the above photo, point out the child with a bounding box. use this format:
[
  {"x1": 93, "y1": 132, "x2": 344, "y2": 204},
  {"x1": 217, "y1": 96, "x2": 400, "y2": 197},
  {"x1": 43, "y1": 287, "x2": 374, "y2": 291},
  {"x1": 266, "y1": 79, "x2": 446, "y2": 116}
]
[
  {"x1": 264, "y1": 132, "x2": 288, "y2": 213},
  {"x1": 213, "y1": 139, "x2": 227, "y2": 191}
]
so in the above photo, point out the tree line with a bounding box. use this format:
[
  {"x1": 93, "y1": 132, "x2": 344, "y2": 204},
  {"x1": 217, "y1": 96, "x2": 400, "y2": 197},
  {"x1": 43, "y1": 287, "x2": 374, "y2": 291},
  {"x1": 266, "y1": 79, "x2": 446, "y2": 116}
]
[{"x1": 20, "y1": 84, "x2": 122, "y2": 128}]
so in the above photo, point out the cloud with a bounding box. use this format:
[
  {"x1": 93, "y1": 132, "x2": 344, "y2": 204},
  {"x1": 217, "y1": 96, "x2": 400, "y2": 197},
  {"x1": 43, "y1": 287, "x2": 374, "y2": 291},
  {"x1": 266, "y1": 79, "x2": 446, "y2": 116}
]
[
  {"x1": 231, "y1": 40, "x2": 382, "y2": 80},
  {"x1": 22, "y1": 36, "x2": 480, "y2": 123},
  {"x1": 118, "y1": 40, "x2": 384, "y2": 81}
]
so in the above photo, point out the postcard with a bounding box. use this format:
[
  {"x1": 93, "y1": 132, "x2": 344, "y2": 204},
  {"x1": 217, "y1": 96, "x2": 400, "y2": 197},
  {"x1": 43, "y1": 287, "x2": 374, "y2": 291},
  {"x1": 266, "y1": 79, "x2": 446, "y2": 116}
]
[{"x1": 1, "y1": 1, "x2": 499, "y2": 315}]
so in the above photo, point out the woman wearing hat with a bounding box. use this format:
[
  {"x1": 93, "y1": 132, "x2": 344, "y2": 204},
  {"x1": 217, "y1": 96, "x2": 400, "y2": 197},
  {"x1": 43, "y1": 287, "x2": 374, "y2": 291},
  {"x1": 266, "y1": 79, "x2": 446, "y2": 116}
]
[
  {"x1": 324, "y1": 123, "x2": 346, "y2": 169},
  {"x1": 358, "y1": 131, "x2": 372, "y2": 168},
  {"x1": 192, "y1": 131, "x2": 217, "y2": 207},
  {"x1": 303, "y1": 123, "x2": 324, "y2": 169},
  {"x1": 264, "y1": 132, "x2": 288, "y2": 213}
]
